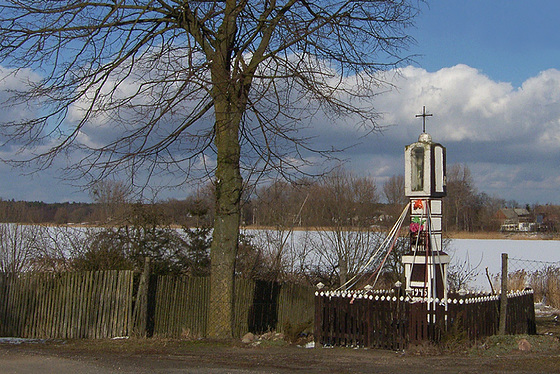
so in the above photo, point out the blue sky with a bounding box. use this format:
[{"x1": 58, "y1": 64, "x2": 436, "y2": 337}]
[
  {"x1": 411, "y1": 0, "x2": 560, "y2": 87},
  {"x1": 1, "y1": 1, "x2": 560, "y2": 205}
]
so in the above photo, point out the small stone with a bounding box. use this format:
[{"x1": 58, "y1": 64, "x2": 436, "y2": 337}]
[
  {"x1": 518, "y1": 338, "x2": 531, "y2": 352},
  {"x1": 242, "y1": 332, "x2": 255, "y2": 344}
]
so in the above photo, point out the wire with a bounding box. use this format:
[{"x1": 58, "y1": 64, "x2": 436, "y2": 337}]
[{"x1": 337, "y1": 202, "x2": 410, "y2": 291}]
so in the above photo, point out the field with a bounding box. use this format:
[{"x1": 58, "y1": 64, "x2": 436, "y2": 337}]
[{"x1": 448, "y1": 238, "x2": 560, "y2": 293}]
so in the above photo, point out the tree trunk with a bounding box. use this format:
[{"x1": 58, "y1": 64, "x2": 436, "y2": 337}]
[
  {"x1": 338, "y1": 250, "x2": 348, "y2": 287},
  {"x1": 207, "y1": 97, "x2": 243, "y2": 338},
  {"x1": 206, "y1": 8, "x2": 246, "y2": 338}
]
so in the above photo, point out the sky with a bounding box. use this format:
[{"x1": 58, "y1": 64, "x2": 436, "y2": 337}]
[
  {"x1": 384, "y1": 0, "x2": 560, "y2": 205},
  {"x1": 1, "y1": 1, "x2": 560, "y2": 204},
  {"x1": 328, "y1": 0, "x2": 560, "y2": 205}
]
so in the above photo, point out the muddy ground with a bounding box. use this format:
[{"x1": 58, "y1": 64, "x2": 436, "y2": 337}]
[
  {"x1": 1, "y1": 316, "x2": 559, "y2": 374},
  {"x1": 1, "y1": 336, "x2": 559, "y2": 373},
  {"x1": 0, "y1": 344, "x2": 559, "y2": 374}
]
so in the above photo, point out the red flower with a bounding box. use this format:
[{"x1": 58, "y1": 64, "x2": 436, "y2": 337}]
[{"x1": 410, "y1": 222, "x2": 424, "y2": 233}]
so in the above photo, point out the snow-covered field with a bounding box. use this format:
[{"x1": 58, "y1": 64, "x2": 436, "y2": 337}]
[
  {"x1": 448, "y1": 239, "x2": 560, "y2": 291},
  {"x1": 242, "y1": 228, "x2": 560, "y2": 291}
]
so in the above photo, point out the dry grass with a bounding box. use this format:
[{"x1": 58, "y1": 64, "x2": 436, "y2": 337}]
[
  {"x1": 470, "y1": 334, "x2": 560, "y2": 356},
  {"x1": 490, "y1": 268, "x2": 560, "y2": 309},
  {"x1": 530, "y1": 268, "x2": 560, "y2": 308}
]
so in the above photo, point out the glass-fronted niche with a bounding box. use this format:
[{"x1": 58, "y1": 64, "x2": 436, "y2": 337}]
[
  {"x1": 404, "y1": 141, "x2": 446, "y2": 198},
  {"x1": 411, "y1": 146, "x2": 424, "y2": 191}
]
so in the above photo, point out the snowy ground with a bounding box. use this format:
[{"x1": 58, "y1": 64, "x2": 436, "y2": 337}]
[
  {"x1": 448, "y1": 239, "x2": 560, "y2": 291},
  {"x1": 243, "y1": 229, "x2": 560, "y2": 292}
]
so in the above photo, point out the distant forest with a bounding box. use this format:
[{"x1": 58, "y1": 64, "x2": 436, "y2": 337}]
[
  {"x1": 0, "y1": 198, "x2": 211, "y2": 227},
  {"x1": 1, "y1": 165, "x2": 559, "y2": 232}
]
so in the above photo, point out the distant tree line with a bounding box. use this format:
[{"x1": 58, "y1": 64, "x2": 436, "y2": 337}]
[
  {"x1": 1, "y1": 164, "x2": 559, "y2": 233},
  {"x1": 0, "y1": 200, "x2": 94, "y2": 224},
  {"x1": 245, "y1": 164, "x2": 560, "y2": 233}
]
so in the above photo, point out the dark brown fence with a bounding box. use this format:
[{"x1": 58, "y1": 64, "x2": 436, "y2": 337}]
[
  {"x1": 0, "y1": 271, "x2": 315, "y2": 340},
  {"x1": 315, "y1": 289, "x2": 535, "y2": 349},
  {"x1": 315, "y1": 291, "x2": 410, "y2": 350}
]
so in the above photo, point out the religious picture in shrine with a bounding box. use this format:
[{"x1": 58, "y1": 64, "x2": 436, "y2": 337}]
[{"x1": 411, "y1": 146, "x2": 424, "y2": 191}]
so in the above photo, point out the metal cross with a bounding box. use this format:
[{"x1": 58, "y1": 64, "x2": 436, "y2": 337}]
[{"x1": 415, "y1": 106, "x2": 433, "y2": 133}]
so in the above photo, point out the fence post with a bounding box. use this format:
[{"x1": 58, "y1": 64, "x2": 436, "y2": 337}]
[
  {"x1": 132, "y1": 257, "x2": 150, "y2": 337},
  {"x1": 499, "y1": 253, "x2": 508, "y2": 335}
]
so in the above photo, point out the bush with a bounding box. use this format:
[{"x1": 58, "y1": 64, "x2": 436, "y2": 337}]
[{"x1": 73, "y1": 204, "x2": 210, "y2": 276}]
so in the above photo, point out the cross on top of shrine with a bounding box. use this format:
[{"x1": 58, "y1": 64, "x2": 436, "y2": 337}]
[{"x1": 415, "y1": 106, "x2": 433, "y2": 133}]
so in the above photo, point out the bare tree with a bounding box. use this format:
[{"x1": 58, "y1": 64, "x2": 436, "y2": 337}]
[
  {"x1": 382, "y1": 174, "x2": 407, "y2": 227},
  {"x1": 447, "y1": 251, "x2": 482, "y2": 292},
  {"x1": 310, "y1": 166, "x2": 381, "y2": 286},
  {"x1": 254, "y1": 180, "x2": 296, "y2": 228},
  {"x1": 383, "y1": 175, "x2": 406, "y2": 206},
  {"x1": 30, "y1": 225, "x2": 88, "y2": 272},
  {"x1": 249, "y1": 180, "x2": 311, "y2": 281},
  {"x1": 90, "y1": 180, "x2": 131, "y2": 223},
  {"x1": 445, "y1": 164, "x2": 477, "y2": 231},
  {"x1": 0, "y1": 223, "x2": 39, "y2": 273},
  {"x1": 0, "y1": 1, "x2": 420, "y2": 338}
]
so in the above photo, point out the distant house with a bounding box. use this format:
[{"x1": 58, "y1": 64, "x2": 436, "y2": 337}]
[
  {"x1": 495, "y1": 208, "x2": 535, "y2": 232},
  {"x1": 532, "y1": 205, "x2": 560, "y2": 232}
]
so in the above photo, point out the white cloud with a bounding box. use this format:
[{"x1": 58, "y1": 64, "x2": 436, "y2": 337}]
[
  {"x1": 306, "y1": 64, "x2": 560, "y2": 204},
  {"x1": 0, "y1": 67, "x2": 42, "y2": 146},
  {"x1": 2, "y1": 61, "x2": 560, "y2": 204}
]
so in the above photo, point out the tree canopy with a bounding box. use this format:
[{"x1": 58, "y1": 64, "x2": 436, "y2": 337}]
[
  {"x1": 0, "y1": 1, "x2": 419, "y2": 181},
  {"x1": 0, "y1": 0, "x2": 421, "y2": 338}
]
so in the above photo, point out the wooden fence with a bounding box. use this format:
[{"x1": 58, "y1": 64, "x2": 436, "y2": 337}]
[
  {"x1": 152, "y1": 275, "x2": 211, "y2": 338},
  {"x1": 0, "y1": 271, "x2": 134, "y2": 339},
  {"x1": 1, "y1": 270, "x2": 535, "y2": 345},
  {"x1": 315, "y1": 289, "x2": 536, "y2": 349},
  {"x1": 152, "y1": 276, "x2": 315, "y2": 338},
  {"x1": 0, "y1": 271, "x2": 315, "y2": 340},
  {"x1": 315, "y1": 291, "x2": 410, "y2": 350}
]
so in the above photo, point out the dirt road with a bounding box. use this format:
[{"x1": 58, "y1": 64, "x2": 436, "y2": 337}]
[{"x1": 1, "y1": 338, "x2": 560, "y2": 374}]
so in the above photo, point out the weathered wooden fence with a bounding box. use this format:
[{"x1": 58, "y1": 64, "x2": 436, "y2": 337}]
[
  {"x1": 152, "y1": 275, "x2": 211, "y2": 338},
  {"x1": 152, "y1": 276, "x2": 315, "y2": 338},
  {"x1": 0, "y1": 271, "x2": 315, "y2": 340},
  {"x1": 0, "y1": 271, "x2": 134, "y2": 339},
  {"x1": 1, "y1": 270, "x2": 536, "y2": 345},
  {"x1": 315, "y1": 289, "x2": 535, "y2": 349}
]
